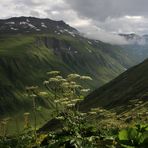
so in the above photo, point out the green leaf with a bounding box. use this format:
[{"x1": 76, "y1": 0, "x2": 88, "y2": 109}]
[
  {"x1": 128, "y1": 128, "x2": 138, "y2": 141},
  {"x1": 118, "y1": 129, "x2": 129, "y2": 141},
  {"x1": 139, "y1": 131, "x2": 148, "y2": 144}
]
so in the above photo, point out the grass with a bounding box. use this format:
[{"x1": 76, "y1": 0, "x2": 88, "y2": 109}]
[
  {"x1": 80, "y1": 58, "x2": 148, "y2": 113},
  {"x1": 0, "y1": 33, "x2": 141, "y2": 131}
]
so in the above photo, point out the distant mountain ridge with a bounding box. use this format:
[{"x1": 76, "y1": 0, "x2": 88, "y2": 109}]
[
  {"x1": 118, "y1": 33, "x2": 148, "y2": 63},
  {"x1": 0, "y1": 16, "x2": 79, "y2": 36},
  {"x1": 119, "y1": 33, "x2": 148, "y2": 45}
]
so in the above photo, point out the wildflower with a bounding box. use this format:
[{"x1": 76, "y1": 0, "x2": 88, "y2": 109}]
[
  {"x1": 55, "y1": 116, "x2": 64, "y2": 120},
  {"x1": 43, "y1": 80, "x2": 49, "y2": 85},
  {"x1": 24, "y1": 112, "x2": 30, "y2": 128},
  {"x1": 88, "y1": 111, "x2": 97, "y2": 115},
  {"x1": 39, "y1": 91, "x2": 48, "y2": 96},
  {"x1": 70, "y1": 84, "x2": 81, "y2": 88},
  {"x1": 81, "y1": 89, "x2": 90, "y2": 92},
  {"x1": 49, "y1": 78, "x2": 60, "y2": 82},
  {"x1": 70, "y1": 81, "x2": 76, "y2": 85},
  {"x1": 56, "y1": 75, "x2": 63, "y2": 80},
  {"x1": 62, "y1": 101, "x2": 71, "y2": 105},
  {"x1": 67, "y1": 74, "x2": 80, "y2": 80},
  {"x1": 26, "y1": 86, "x2": 38, "y2": 91},
  {"x1": 80, "y1": 76, "x2": 92, "y2": 80},
  {"x1": 60, "y1": 98, "x2": 69, "y2": 101},
  {"x1": 60, "y1": 78, "x2": 67, "y2": 82},
  {"x1": 135, "y1": 104, "x2": 139, "y2": 107},
  {"x1": 47, "y1": 71, "x2": 60, "y2": 75},
  {"x1": 30, "y1": 94, "x2": 37, "y2": 97},
  {"x1": 66, "y1": 103, "x2": 75, "y2": 107},
  {"x1": 91, "y1": 107, "x2": 100, "y2": 112},
  {"x1": 79, "y1": 113, "x2": 87, "y2": 116},
  {"x1": 138, "y1": 101, "x2": 143, "y2": 104},
  {"x1": 1, "y1": 121, "x2": 7, "y2": 136},
  {"x1": 61, "y1": 82, "x2": 70, "y2": 88},
  {"x1": 1, "y1": 118, "x2": 11, "y2": 137},
  {"x1": 54, "y1": 99, "x2": 61, "y2": 103},
  {"x1": 71, "y1": 99, "x2": 82, "y2": 102}
]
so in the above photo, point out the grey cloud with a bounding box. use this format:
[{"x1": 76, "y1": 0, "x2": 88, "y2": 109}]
[
  {"x1": 14, "y1": 0, "x2": 42, "y2": 6},
  {"x1": 30, "y1": 10, "x2": 40, "y2": 17},
  {"x1": 1, "y1": 0, "x2": 148, "y2": 44},
  {"x1": 64, "y1": 0, "x2": 148, "y2": 21},
  {"x1": 63, "y1": 0, "x2": 148, "y2": 43}
]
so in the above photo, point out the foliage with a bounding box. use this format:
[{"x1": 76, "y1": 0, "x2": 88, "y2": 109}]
[
  {"x1": 118, "y1": 124, "x2": 148, "y2": 148},
  {"x1": 0, "y1": 71, "x2": 147, "y2": 148}
]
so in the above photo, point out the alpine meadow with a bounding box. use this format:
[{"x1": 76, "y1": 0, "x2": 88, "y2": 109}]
[{"x1": 0, "y1": 1, "x2": 148, "y2": 148}]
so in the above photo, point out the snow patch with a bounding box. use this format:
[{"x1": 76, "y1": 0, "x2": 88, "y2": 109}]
[
  {"x1": 95, "y1": 40, "x2": 99, "y2": 43},
  {"x1": 36, "y1": 28, "x2": 41, "y2": 31},
  {"x1": 19, "y1": 21, "x2": 41, "y2": 31},
  {"x1": 26, "y1": 19, "x2": 30, "y2": 22},
  {"x1": 20, "y1": 21, "x2": 27, "y2": 25},
  {"x1": 68, "y1": 32, "x2": 75, "y2": 37},
  {"x1": 64, "y1": 29, "x2": 76, "y2": 37},
  {"x1": 6, "y1": 22, "x2": 15, "y2": 25},
  {"x1": 41, "y1": 22, "x2": 47, "y2": 28},
  {"x1": 87, "y1": 48, "x2": 92, "y2": 53},
  {"x1": 59, "y1": 29, "x2": 64, "y2": 33},
  {"x1": 88, "y1": 41, "x2": 92, "y2": 45},
  {"x1": 27, "y1": 23, "x2": 36, "y2": 29},
  {"x1": 10, "y1": 27, "x2": 18, "y2": 30}
]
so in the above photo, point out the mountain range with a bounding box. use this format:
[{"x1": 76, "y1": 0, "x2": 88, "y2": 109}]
[{"x1": 0, "y1": 16, "x2": 148, "y2": 116}]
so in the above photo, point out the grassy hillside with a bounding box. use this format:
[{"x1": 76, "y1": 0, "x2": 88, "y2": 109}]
[
  {"x1": 80, "y1": 59, "x2": 148, "y2": 112},
  {"x1": 0, "y1": 33, "x2": 138, "y2": 115}
]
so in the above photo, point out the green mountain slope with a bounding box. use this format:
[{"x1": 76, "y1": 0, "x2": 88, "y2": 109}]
[
  {"x1": 80, "y1": 59, "x2": 148, "y2": 112},
  {"x1": 0, "y1": 17, "x2": 141, "y2": 115}
]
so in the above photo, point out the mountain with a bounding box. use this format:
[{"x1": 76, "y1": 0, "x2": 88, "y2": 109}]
[
  {"x1": 0, "y1": 16, "x2": 79, "y2": 36},
  {"x1": 80, "y1": 59, "x2": 148, "y2": 112},
  {"x1": 119, "y1": 33, "x2": 145, "y2": 44},
  {"x1": 119, "y1": 33, "x2": 148, "y2": 62},
  {"x1": 0, "y1": 17, "x2": 145, "y2": 115}
]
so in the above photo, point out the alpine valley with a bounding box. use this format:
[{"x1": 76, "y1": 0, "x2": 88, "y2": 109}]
[
  {"x1": 0, "y1": 16, "x2": 145, "y2": 115},
  {"x1": 0, "y1": 17, "x2": 148, "y2": 143}
]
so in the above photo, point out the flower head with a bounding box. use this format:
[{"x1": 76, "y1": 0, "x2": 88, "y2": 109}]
[
  {"x1": 49, "y1": 78, "x2": 60, "y2": 83},
  {"x1": 47, "y1": 71, "x2": 60, "y2": 75},
  {"x1": 81, "y1": 89, "x2": 90, "y2": 92},
  {"x1": 80, "y1": 76, "x2": 92, "y2": 80},
  {"x1": 67, "y1": 74, "x2": 80, "y2": 80},
  {"x1": 43, "y1": 80, "x2": 49, "y2": 85}
]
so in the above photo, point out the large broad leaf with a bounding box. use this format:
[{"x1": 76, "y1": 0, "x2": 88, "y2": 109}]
[
  {"x1": 139, "y1": 131, "x2": 148, "y2": 145},
  {"x1": 118, "y1": 129, "x2": 129, "y2": 141},
  {"x1": 118, "y1": 129, "x2": 133, "y2": 146},
  {"x1": 128, "y1": 128, "x2": 138, "y2": 141}
]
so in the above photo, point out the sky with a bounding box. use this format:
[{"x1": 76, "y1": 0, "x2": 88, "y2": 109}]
[{"x1": 1, "y1": 0, "x2": 148, "y2": 44}]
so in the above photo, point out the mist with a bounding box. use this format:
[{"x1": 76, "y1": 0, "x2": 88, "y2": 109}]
[{"x1": 79, "y1": 28, "x2": 129, "y2": 45}]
